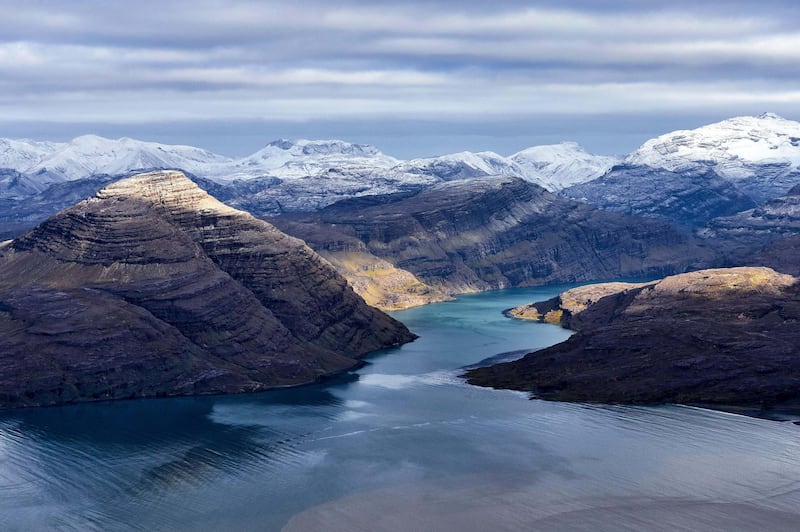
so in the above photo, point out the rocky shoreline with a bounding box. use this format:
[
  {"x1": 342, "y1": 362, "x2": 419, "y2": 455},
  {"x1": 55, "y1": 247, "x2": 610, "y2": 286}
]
[{"x1": 465, "y1": 267, "x2": 800, "y2": 412}]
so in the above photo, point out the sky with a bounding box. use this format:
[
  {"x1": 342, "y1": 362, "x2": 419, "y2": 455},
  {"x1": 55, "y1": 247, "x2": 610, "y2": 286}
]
[{"x1": 2, "y1": 0, "x2": 800, "y2": 158}]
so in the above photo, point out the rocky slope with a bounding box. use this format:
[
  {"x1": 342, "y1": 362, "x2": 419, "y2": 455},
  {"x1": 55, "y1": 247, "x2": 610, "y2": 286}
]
[
  {"x1": 754, "y1": 235, "x2": 800, "y2": 277},
  {"x1": 563, "y1": 164, "x2": 756, "y2": 229},
  {"x1": 313, "y1": 250, "x2": 452, "y2": 311},
  {"x1": 0, "y1": 171, "x2": 414, "y2": 408},
  {"x1": 701, "y1": 184, "x2": 800, "y2": 254},
  {"x1": 505, "y1": 281, "x2": 650, "y2": 325},
  {"x1": 272, "y1": 176, "x2": 712, "y2": 297},
  {"x1": 466, "y1": 267, "x2": 800, "y2": 408}
]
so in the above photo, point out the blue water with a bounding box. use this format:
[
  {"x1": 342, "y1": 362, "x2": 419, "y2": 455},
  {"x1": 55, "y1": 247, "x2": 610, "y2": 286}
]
[{"x1": 1, "y1": 286, "x2": 799, "y2": 531}]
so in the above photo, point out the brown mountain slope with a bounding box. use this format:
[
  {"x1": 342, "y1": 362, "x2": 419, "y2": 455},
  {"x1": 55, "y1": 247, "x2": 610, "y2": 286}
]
[
  {"x1": 466, "y1": 267, "x2": 800, "y2": 408},
  {"x1": 272, "y1": 176, "x2": 713, "y2": 297},
  {"x1": 0, "y1": 171, "x2": 414, "y2": 408}
]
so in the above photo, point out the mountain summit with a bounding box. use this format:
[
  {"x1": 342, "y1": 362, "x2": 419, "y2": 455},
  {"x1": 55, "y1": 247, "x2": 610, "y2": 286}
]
[
  {"x1": 0, "y1": 170, "x2": 414, "y2": 407},
  {"x1": 563, "y1": 113, "x2": 800, "y2": 227},
  {"x1": 625, "y1": 113, "x2": 800, "y2": 202},
  {"x1": 511, "y1": 142, "x2": 619, "y2": 191}
]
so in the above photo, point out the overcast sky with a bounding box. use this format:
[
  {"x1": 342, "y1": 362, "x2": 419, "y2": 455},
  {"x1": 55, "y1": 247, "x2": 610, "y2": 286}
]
[{"x1": 2, "y1": 0, "x2": 799, "y2": 157}]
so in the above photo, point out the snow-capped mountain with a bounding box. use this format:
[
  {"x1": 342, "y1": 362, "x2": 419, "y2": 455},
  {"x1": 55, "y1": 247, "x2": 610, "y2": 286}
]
[
  {"x1": 395, "y1": 151, "x2": 529, "y2": 182},
  {"x1": 511, "y1": 142, "x2": 619, "y2": 191},
  {"x1": 560, "y1": 113, "x2": 800, "y2": 228},
  {"x1": 29, "y1": 135, "x2": 233, "y2": 182},
  {"x1": 0, "y1": 138, "x2": 60, "y2": 173},
  {"x1": 213, "y1": 139, "x2": 399, "y2": 181},
  {"x1": 0, "y1": 135, "x2": 233, "y2": 184},
  {"x1": 625, "y1": 113, "x2": 800, "y2": 202}
]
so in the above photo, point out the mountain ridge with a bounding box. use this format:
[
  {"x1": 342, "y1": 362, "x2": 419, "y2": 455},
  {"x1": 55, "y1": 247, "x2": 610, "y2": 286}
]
[
  {"x1": 2, "y1": 113, "x2": 800, "y2": 237},
  {"x1": 0, "y1": 135, "x2": 611, "y2": 191},
  {"x1": 465, "y1": 267, "x2": 800, "y2": 408},
  {"x1": 272, "y1": 175, "x2": 713, "y2": 299},
  {"x1": 0, "y1": 170, "x2": 414, "y2": 408},
  {"x1": 562, "y1": 113, "x2": 800, "y2": 228}
]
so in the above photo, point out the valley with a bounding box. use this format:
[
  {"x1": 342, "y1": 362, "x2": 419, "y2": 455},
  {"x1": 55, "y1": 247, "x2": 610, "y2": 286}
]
[
  {"x1": 6, "y1": 2, "x2": 800, "y2": 530},
  {"x1": 1, "y1": 112, "x2": 800, "y2": 411}
]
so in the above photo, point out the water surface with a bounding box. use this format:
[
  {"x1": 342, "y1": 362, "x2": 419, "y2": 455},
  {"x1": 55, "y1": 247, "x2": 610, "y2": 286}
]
[{"x1": 1, "y1": 286, "x2": 798, "y2": 531}]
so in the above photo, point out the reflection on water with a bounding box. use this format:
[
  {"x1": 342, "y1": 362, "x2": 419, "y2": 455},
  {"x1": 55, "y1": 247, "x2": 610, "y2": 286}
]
[{"x1": 0, "y1": 286, "x2": 798, "y2": 531}]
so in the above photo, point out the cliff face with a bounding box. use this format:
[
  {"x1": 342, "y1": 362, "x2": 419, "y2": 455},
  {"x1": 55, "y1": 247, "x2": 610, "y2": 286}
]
[
  {"x1": 505, "y1": 281, "x2": 650, "y2": 325},
  {"x1": 701, "y1": 185, "x2": 800, "y2": 260},
  {"x1": 0, "y1": 171, "x2": 414, "y2": 408},
  {"x1": 273, "y1": 177, "x2": 713, "y2": 297},
  {"x1": 466, "y1": 267, "x2": 800, "y2": 407},
  {"x1": 562, "y1": 164, "x2": 756, "y2": 230}
]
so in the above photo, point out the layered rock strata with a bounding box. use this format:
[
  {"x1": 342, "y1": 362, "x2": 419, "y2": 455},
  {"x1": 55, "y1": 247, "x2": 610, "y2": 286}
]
[
  {"x1": 273, "y1": 176, "x2": 712, "y2": 298},
  {"x1": 0, "y1": 171, "x2": 414, "y2": 408},
  {"x1": 466, "y1": 267, "x2": 800, "y2": 408},
  {"x1": 562, "y1": 165, "x2": 756, "y2": 230},
  {"x1": 701, "y1": 184, "x2": 800, "y2": 259}
]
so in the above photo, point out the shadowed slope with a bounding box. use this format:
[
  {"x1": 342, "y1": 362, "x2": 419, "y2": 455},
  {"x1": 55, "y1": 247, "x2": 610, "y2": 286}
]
[
  {"x1": 0, "y1": 171, "x2": 414, "y2": 408},
  {"x1": 466, "y1": 267, "x2": 800, "y2": 407},
  {"x1": 274, "y1": 176, "x2": 712, "y2": 297}
]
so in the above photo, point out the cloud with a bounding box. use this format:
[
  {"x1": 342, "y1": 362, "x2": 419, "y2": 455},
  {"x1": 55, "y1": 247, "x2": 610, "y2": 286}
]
[{"x1": 0, "y1": 0, "x2": 798, "y2": 154}]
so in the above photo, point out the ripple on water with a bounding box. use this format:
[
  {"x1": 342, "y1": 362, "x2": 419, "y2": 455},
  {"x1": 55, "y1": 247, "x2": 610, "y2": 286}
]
[{"x1": 0, "y1": 286, "x2": 798, "y2": 531}]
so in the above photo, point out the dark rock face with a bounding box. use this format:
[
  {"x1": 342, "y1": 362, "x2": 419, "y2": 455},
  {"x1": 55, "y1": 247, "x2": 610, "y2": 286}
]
[
  {"x1": 701, "y1": 185, "x2": 800, "y2": 259},
  {"x1": 755, "y1": 235, "x2": 800, "y2": 277},
  {"x1": 272, "y1": 176, "x2": 712, "y2": 295},
  {"x1": 561, "y1": 164, "x2": 757, "y2": 230},
  {"x1": 466, "y1": 267, "x2": 800, "y2": 407},
  {"x1": 0, "y1": 171, "x2": 414, "y2": 408}
]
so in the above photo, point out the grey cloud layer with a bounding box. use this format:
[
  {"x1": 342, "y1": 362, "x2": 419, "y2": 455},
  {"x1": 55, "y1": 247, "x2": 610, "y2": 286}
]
[{"x1": 1, "y1": 1, "x2": 799, "y2": 135}]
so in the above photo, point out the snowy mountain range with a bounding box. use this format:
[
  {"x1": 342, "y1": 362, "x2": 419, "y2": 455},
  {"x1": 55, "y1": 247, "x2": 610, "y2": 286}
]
[
  {"x1": 2, "y1": 113, "x2": 800, "y2": 234},
  {"x1": 0, "y1": 133, "x2": 617, "y2": 222},
  {"x1": 0, "y1": 134, "x2": 611, "y2": 191},
  {"x1": 0, "y1": 135, "x2": 230, "y2": 184}
]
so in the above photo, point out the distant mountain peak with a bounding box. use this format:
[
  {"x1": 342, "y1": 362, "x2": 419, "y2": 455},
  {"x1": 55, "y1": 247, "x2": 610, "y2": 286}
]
[
  {"x1": 262, "y1": 138, "x2": 381, "y2": 157},
  {"x1": 624, "y1": 113, "x2": 800, "y2": 202},
  {"x1": 266, "y1": 139, "x2": 296, "y2": 150},
  {"x1": 71, "y1": 133, "x2": 112, "y2": 143},
  {"x1": 514, "y1": 140, "x2": 585, "y2": 154},
  {"x1": 510, "y1": 142, "x2": 619, "y2": 192},
  {"x1": 758, "y1": 112, "x2": 785, "y2": 120}
]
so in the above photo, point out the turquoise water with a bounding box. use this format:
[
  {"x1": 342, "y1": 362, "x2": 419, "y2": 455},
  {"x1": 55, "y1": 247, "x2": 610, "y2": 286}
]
[{"x1": 1, "y1": 286, "x2": 799, "y2": 531}]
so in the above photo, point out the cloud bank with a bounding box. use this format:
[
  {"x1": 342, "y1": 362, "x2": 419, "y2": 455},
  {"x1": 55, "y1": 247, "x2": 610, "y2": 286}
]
[{"x1": 1, "y1": 0, "x2": 799, "y2": 156}]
